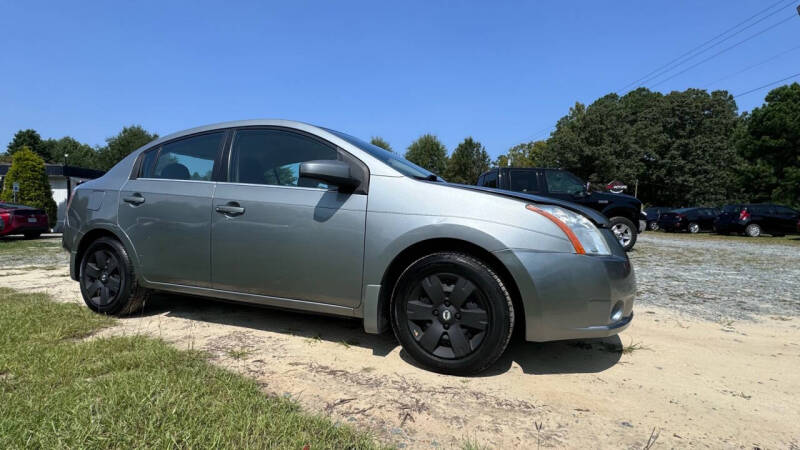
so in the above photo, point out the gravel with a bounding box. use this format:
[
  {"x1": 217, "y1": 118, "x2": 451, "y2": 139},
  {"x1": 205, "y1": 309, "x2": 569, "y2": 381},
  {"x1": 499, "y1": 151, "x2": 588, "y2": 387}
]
[{"x1": 631, "y1": 233, "x2": 800, "y2": 321}]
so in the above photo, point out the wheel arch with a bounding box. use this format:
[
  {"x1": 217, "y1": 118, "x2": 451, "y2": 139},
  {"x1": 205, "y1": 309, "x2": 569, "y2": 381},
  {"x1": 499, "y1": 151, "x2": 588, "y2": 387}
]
[
  {"x1": 602, "y1": 206, "x2": 638, "y2": 224},
  {"x1": 372, "y1": 237, "x2": 525, "y2": 338},
  {"x1": 73, "y1": 227, "x2": 139, "y2": 281}
]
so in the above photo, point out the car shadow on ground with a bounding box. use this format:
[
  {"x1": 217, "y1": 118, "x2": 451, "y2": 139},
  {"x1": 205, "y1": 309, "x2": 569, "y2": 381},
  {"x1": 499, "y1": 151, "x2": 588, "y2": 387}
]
[{"x1": 136, "y1": 292, "x2": 622, "y2": 376}]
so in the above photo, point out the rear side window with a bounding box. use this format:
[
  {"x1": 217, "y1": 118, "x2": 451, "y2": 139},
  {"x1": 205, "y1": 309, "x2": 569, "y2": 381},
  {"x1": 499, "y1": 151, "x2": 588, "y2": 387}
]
[
  {"x1": 508, "y1": 170, "x2": 541, "y2": 193},
  {"x1": 153, "y1": 132, "x2": 224, "y2": 181},
  {"x1": 229, "y1": 129, "x2": 338, "y2": 188},
  {"x1": 483, "y1": 170, "x2": 498, "y2": 188},
  {"x1": 139, "y1": 148, "x2": 159, "y2": 178}
]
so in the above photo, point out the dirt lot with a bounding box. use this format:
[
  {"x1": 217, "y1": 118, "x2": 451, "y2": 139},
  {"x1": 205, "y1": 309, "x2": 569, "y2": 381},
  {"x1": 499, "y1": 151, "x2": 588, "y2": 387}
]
[{"x1": 2, "y1": 233, "x2": 799, "y2": 449}]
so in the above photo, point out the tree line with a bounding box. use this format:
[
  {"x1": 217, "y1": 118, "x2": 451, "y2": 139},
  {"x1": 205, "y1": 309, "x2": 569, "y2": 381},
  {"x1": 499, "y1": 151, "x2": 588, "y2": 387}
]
[
  {"x1": 381, "y1": 83, "x2": 798, "y2": 208},
  {"x1": 3, "y1": 82, "x2": 798, "y2": 209},
  {"x1": 2, "y1": 126, "x2": 159, "y2": 172}
]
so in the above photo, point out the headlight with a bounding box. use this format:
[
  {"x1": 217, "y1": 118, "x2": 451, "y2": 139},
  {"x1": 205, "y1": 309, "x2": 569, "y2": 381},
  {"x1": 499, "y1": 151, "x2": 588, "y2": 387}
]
[{"x1": 526, "y1": 204, "x2": 611, "y2": 255}]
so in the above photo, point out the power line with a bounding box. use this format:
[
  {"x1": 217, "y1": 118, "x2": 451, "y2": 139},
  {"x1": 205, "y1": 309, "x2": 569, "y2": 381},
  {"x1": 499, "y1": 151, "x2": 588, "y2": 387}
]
[
  {"x1": 637, "y1": 5, "x2": 794, "y2": 89},
  {"x1": 704, "y1": 43, "x2": 800, "y2": 88},
  {"x1": 734, "y1": 71, "x2": 800, "y2": 98},
  {"x1": 649, "y1": 13, "x2": 796, "y2": 89},
  {"x1": 617, "y1": 0, "x2": 795, "y2": 93}
]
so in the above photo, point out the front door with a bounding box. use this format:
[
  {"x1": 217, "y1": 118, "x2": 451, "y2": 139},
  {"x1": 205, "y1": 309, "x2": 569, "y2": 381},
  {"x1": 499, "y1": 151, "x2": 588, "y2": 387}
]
[
  {"x1": 543, "y1": 169, "x2": 589, "y2": 206},
  {"x1": 118, "y1": 131, "x2": 225, "y2": 287},
  {"x1": 211, "y1": 128, "x2": 367, "y2": 307}
]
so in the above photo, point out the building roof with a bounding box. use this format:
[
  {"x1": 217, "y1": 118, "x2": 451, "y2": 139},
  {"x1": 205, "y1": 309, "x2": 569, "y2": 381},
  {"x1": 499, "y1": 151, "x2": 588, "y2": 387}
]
[{"x1": 0, "y1": 163, "x2": 105, "y2": 179}]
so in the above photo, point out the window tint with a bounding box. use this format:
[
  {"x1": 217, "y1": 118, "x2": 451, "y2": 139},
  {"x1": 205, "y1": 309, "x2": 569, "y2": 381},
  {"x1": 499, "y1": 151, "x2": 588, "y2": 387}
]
[
  {"x1": 545, "y1": 170, "x2": 584, "y2": 195},
  {"x1": 139, "y1": 148, "x2": 159, "y2": 178},
  {"x1": 230, "y1": 129, "x2": 338, "y2": 188},
  {"x1": 483, "y1": 170, "x2": 498, "y2": 188},
  {"x1": 749, "y1": 205, "x2": 774, "y2": 215},
  {"x1": 153, "y1": 133, "x2": 223, "y2": 181},
  {"x1": 775, "y1": 206, "x2": 797, "y2": 215},
  {"x1": 508, "y1": 169, "x2": 540, "y2": 193}
]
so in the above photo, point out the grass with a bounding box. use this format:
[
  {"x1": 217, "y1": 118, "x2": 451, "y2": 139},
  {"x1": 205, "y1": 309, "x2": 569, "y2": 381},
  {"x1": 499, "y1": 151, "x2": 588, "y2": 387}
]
[
  {"x1": 0, "y1": 288, "x2": 384, "y2": 449},
  {"x1": 0, "y1": 236, "x2": 62, "y2": 254}
]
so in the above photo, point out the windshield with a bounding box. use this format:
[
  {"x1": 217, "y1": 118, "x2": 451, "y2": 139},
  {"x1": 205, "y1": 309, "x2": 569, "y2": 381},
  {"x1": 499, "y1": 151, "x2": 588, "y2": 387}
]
[{"x1": 325, "y1": 129, "x2": 444, "y2": 181}]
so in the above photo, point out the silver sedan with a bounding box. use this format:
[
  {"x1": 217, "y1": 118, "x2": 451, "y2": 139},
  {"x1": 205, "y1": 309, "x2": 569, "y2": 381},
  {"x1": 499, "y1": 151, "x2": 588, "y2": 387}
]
[{"x1": 62, "y1": 120, "x2": 635, "y2": 374}]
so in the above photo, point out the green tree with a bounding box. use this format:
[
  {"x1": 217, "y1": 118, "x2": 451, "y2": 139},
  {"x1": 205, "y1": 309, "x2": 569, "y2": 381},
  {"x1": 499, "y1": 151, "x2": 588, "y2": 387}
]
[
  {"x1": 445, "y1": 137, "x2": 490, "y2": 184},
  {"x1": 0, "y1": 147, "x2": 57, "y2": 228},
  {"x1": 96, "y1": 125, "x2": 158, "y2": 171},
  {"x1": 735, "y1": 83, "x2": 800, "y2": 207},
  {"x1": 494, "y1": 141, "x2": 547, "y2": 168},
  {"x1": 370, "y1": 136, "x2": 393, "y2": 152},
  {"x1": 545, "y1": 88, "x2": 740, "y2": 206},
  {"x1": 405, "y1": 134, "x2": 447, "y2": 175},
  {"x1": 41, "y1": 136, "x2": 101, "y2": 169},
  {"x1": 6, "y1": 129, "x2": 48, "y2": 161}
]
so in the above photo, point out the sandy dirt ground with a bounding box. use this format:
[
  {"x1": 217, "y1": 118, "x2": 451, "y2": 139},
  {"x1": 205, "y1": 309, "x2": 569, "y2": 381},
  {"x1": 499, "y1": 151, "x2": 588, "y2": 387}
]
[{"x1": 2, "y1": 235, "x2": 799, "y2": 449}]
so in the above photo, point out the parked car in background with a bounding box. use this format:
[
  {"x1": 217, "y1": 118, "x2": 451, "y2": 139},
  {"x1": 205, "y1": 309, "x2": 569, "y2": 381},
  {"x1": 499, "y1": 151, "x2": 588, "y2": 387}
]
[
  {"x1": 657, "y1": 207, "x2": 720, "y2": 233},
  {"x1": 643, "y1": 206, "x2": 672, "y2": 231},
  {"x1": 714, "y1": 204, "x2": 800, "y2": 237},
  {"x1": 62, "y1": 120, "x2": 635, "y2": 375},
  {"x1": 0, "y1": 202, "x2": 49, "y2": 239},
  {"x1": 476, "y1": 167, "x2": 643, "y2": 251}
]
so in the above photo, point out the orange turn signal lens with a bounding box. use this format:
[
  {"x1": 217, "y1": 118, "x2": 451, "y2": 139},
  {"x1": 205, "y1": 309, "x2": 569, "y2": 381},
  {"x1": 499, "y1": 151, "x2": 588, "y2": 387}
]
[{"x1": 526, "y1": 204, "x2": 586, "y2": 254}]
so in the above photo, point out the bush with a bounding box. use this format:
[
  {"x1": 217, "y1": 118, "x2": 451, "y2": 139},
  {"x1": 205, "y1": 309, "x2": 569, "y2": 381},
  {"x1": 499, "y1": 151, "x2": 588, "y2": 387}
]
[{"x1": 0, "y1": 147, "x2": 57, "y2": 228}]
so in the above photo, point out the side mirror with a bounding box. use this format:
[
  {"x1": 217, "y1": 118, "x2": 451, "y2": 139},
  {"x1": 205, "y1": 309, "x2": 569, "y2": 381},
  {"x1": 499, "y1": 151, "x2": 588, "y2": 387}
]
[{"x1": 299, "y1": 160, "x2": 359, "y2": 189}]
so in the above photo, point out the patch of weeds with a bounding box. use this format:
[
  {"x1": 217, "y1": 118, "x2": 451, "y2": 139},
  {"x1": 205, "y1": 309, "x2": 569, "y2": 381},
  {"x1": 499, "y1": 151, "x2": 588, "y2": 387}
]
[
  {"x1": 602, "y1": 339, "x2": 650, "y2": 355},
  {"x1": 305, "y1": 334, "x2": 323, "y2": 345},
  {"x1": 461, "y1": 437, "x2": 491, "y2": 450},
  {"x1": 361, "y1": 366, "x2": 376, "y2": 373},
  {"x1": 226, "y1": 348, "x2": 252, "y2": 360}
]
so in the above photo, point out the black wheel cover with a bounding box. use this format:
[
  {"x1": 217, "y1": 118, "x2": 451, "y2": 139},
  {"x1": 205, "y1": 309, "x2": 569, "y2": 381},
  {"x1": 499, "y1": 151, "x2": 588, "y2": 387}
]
[
  {"x1": 82, "y1": 247, "x2": 124, "y2": 307},
  {"x1": 402, "y1": 272, "x2": 490, "y2": 359}
]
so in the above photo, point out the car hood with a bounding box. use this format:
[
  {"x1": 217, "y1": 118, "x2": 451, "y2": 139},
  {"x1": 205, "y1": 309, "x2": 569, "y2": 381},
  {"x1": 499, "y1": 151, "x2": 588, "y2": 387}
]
[{"x1": 444, "y1": 183, "x2": 610, "y2": 228}]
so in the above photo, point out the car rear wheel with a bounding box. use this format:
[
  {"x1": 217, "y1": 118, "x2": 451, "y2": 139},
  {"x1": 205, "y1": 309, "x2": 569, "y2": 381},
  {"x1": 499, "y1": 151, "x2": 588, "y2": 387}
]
[
  {"x1": 390, "y1": 252, "x2": 514, "y2": 375},
  {"x1": 648, "y1": 221, "x2": 659, "y2": 231},
  {"x1": 609, "y1": 216, "x2": 637, "y2": 251},
  {"x1": 688, "y1": 222, "x2": 700, "y2": 234},
  {"x1": 79, "y1": 237, "x2": 150, "y2": 316},
  {"x1": 745, "y1": 224, "x2": 761, "y2": 238}
]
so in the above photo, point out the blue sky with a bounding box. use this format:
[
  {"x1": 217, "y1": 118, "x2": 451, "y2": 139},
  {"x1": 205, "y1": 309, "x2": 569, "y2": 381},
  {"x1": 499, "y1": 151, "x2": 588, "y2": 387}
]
[{"x1": 1, "y1": 1, "x2": 799, "y2": 160}]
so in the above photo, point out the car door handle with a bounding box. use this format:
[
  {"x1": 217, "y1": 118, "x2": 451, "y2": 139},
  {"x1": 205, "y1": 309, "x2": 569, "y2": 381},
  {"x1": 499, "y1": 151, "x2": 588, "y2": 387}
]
[
  {"x1": 215, "y1": 203, "x2": 245, "y2": 216},
  {"x1": 123, "y1": 194, "x2": 145, "y2": 205}
]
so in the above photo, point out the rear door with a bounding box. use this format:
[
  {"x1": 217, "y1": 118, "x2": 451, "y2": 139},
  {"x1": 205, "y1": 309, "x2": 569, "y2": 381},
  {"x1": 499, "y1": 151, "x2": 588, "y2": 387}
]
[
  {"x1": 118, "y1": 131, "x2": 225, "y2": 287},
  {"x1": 507, "y1": 169, "x2": 543, "y2": 194},
  {"x1": 210, "y1": 127, "x2": 367, "y2": 307}
]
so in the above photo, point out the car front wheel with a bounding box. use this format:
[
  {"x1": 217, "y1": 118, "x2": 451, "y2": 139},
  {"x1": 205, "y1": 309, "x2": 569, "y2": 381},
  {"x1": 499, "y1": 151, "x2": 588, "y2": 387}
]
[
  {"x1": 79, "y1": 237, "x2": 150, "y2": 316},
  {"x1": 609, "y1": 216, "x2": 637, "y2": 251},
  {"x1": 648, "y1": 221, "x2": 659, "y2": 231},
  {"x1": 688, "y1": 222, "x2": 700, "y2": 234},
  {"x1": 390, "y1": 252, "x2": 514, "y2": 375}
]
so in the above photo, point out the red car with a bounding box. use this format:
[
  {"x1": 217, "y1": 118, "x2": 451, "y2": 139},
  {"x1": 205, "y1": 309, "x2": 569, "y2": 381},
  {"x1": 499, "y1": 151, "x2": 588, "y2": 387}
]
[{"x1": 0, "y1": 202, "x2": 49, "y2": 239}]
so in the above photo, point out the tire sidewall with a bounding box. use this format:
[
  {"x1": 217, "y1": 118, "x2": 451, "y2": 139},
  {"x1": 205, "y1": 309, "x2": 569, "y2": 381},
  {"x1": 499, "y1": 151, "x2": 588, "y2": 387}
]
[
  {"x1": 390, "y1": 253, "x2": 513, "y2": 374},
  {"x1": 610, "y1": 216, "x2": 637, "y2": 251},
  {"x1": 79, "y1": 237, "x2": 135, "y2": 315}
]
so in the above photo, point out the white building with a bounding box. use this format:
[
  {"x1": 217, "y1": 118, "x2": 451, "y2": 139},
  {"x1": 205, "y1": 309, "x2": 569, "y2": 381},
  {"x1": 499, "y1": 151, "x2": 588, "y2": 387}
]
[{"x1": 0, "y1": 164, "x2": 105, "y2": 232}]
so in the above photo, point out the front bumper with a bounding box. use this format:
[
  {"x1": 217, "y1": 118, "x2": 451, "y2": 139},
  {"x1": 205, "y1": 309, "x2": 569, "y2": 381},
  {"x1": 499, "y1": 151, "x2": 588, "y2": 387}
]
[{"x1": 495, "y1": 229, "x2": 636, "y2": 342}]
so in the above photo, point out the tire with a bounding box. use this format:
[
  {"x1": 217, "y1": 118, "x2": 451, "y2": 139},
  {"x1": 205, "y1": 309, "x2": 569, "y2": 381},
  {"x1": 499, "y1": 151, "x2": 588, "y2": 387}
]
[
  {"x1": 79, "y1": 237, "x2": 150, "y2": 316},
  {"x1": 390, "y1": 252, "x2": 514, "y2": 375},
  {"x1": 745, "y1": 223, "x2": 761, "y2": 238},
  {"x1": 24, "y1": 232, "x2": 41, "y2": 240},
  {"x1": 688, "y1": 222, "x2": 700, "y2": 234},
  {"x1": 609, "y1": 216, "x2": 637, "y2": 251},
  {"x1": 648, "y1": 221, "x2": 659, "y2": 231}
]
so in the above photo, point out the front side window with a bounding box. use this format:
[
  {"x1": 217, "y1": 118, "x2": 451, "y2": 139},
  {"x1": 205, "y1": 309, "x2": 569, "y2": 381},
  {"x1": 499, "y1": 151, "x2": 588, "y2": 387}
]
[
  {"x1": 508, "y1": 169, "x2": 540, "y2": 193},
  {"x1": 153, "y1": 132, "x2": 223, "y2": 181},
  {"x1": 229, "y1": 129, "x2": 337, "y2": 188},
  {"x1": 545, "y1": 170, "x2": 584, "y2": 195}
]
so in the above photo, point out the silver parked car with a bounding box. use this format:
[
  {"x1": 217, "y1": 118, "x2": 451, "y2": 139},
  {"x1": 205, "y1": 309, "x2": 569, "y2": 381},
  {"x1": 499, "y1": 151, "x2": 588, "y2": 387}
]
[{"x1": 63, "y1": 120, "x2": 635, "y2": 374}]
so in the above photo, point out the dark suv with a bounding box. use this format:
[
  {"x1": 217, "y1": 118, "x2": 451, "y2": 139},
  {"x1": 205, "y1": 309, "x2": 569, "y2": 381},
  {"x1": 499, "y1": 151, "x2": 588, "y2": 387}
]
[
  {"x1": 656, "y1": 207, "x2": 720, "y2": 233},
  {"x1": 476, "y1": 168, "x2": 644, "y2": 251},
  {"x1": 714, "y1": 204, "x2": 800, "y2": 237}
]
